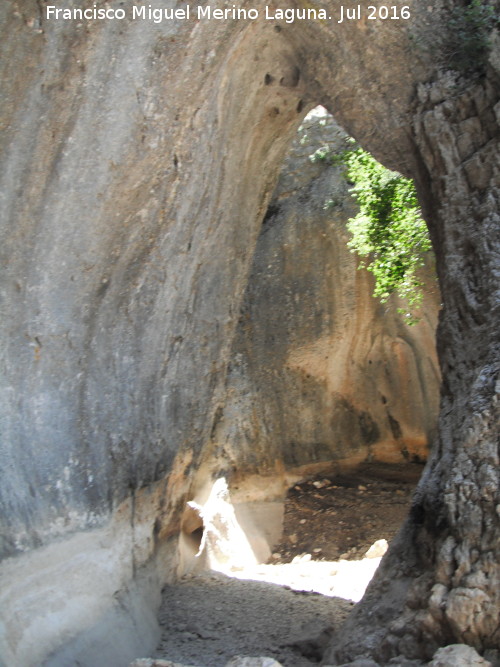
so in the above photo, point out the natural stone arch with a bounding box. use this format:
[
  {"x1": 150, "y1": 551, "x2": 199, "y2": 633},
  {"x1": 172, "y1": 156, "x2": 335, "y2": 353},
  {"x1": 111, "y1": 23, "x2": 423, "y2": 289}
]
[
  {"x1": 0, "y1": 1, "x2": 498, "y2": 665},
  {"x1": 180, "y1": 108, "x2": 441, "y2": 572}
]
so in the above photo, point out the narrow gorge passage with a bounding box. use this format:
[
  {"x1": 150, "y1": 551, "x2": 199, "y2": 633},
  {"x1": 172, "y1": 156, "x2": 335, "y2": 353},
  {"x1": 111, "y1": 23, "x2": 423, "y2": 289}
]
[{"x1": 2, "y1": 3, "x2": 498, "y2": 664}]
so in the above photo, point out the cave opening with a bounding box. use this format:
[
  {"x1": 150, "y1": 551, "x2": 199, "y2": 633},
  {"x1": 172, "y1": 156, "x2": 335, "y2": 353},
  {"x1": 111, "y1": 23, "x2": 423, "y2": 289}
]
[{"x1": 175, "y1": 106, "x2": 441, "y2": 608}]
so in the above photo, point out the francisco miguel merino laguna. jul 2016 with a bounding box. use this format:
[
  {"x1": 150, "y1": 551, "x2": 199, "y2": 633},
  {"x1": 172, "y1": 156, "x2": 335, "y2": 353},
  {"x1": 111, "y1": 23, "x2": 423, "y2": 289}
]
[{"x1": 45, "y1": 4, "x2": 412, "y2": 24}]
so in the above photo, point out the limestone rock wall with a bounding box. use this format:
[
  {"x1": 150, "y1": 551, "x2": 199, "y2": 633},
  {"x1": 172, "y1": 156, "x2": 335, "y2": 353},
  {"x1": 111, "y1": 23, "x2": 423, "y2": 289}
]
[
  {"x1": 328, "y1": 49, "x2": 500, "y2": 667},
  {"x1": 0, "y1": 1, "x2": 312, "y2": 561},
  {"x1": 1, "y1": 0, "x2": 438, "y2": 562},
  {"x1": 0, "y1": 0, "x2": 498, "y2": 664},
  {"x1": 0, "y1": 4, "x2": 314, "y2": 663},
  {"x1": 208, "y1": 111, "x2": 440, "y2": 489}
]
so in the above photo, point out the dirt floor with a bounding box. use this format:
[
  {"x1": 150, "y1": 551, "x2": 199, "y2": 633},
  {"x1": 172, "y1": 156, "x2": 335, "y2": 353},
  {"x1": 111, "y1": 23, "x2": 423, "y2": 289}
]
[
  {"x1": 154, "y1": 462, "x2": 424, "y2": 667},
  {"x1": 273, "y1": 461, "x2": 422, "y2": 563}
]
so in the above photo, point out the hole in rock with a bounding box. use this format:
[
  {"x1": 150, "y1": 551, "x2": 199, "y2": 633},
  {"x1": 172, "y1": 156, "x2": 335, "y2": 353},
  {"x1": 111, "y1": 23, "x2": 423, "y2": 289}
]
[{"x1": 186, "y1": 525, "x2": 204, "y2": 553}]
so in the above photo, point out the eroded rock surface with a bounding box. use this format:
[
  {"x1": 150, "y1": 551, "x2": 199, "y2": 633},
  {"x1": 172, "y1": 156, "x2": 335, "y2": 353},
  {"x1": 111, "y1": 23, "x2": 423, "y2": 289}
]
[
  {"x1": 0, "y1": 1, "x2": 498, "y2": 665},
  {"x1": 326, "y1": 56, "x2": 500, "y2": 667},
  {"x1": 208, "y1": 111, "x2": 440, "y2": 483}
]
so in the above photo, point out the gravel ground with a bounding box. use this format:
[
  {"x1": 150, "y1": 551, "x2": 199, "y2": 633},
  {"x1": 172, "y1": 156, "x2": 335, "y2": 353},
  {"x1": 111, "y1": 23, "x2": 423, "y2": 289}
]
[{"x1": 155, "y1": 571, "x2": 353, "y2": 666}]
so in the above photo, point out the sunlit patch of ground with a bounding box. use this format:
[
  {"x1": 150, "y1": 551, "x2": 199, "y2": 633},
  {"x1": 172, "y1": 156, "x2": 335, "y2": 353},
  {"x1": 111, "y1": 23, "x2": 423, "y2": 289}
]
[
  {"x1": 220, "y1": 539, "x2": 387, "y2": 602},
  {"x1": 186, "y1": 464, "x2": 421, "y2": 602}
]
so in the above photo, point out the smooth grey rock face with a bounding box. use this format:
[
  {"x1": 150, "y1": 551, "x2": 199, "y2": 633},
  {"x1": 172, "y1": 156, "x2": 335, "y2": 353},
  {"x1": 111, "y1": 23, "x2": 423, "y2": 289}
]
[
  {"x1": 0, "y1": 1, "x2": 311, "y2": 558},
  {"x1": 0, "y1": 1, "x2": 499, "y2": 665}
]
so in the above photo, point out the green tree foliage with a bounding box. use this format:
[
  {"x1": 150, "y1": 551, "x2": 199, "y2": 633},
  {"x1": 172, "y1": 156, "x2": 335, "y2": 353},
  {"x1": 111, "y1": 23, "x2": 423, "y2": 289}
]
[
  {"x1": 445, "y1": 0, "x2": 498, "y2": 73},
  {"x1": 342, "y1": 147, "x2": 432, "y2": 320}
]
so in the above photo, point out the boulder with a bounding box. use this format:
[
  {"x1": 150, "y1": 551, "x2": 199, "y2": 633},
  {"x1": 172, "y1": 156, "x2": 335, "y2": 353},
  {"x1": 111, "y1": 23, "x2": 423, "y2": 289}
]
[
  {"x1": 225, "y1": 658, "x2": 283, "y2": 667},
  {"x1": 429, "y1": 644, "x2": 492, "y2": 667}
]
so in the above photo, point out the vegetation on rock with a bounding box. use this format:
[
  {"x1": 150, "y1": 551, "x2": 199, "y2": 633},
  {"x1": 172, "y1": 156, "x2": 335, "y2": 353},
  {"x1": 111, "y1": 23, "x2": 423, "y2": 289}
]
[
  {"x1": 307, "y1": 126, "x2": 433, "y2": 321},
  {"x1": 314, "y1": 142, "x2": 431, "y2": 322},
  {"x1": 443, "y1": 0, "x2": 498, "y2": 73}
]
